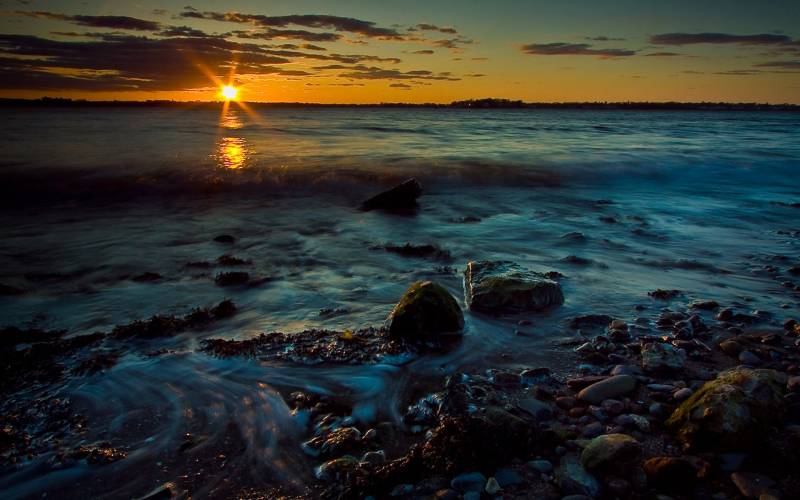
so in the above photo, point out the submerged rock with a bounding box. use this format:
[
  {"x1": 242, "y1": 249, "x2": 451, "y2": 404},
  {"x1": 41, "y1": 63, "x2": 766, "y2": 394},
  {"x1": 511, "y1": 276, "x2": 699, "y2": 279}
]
[
  {"x1": 362, "y1": 178, "x2": 422, "y2": 212},
  {"x1": 463, "y1": 260, "x2": 564, "y2": 314},
  {"x1": 666, "y1": 367, "x2": 787, "y2": 451},
  {"x1": 388, "y1": 281, "x2": 463, "y2": 339},
  {"x1": 641, "y1": 342, "x2": 686, "y2": 371}
]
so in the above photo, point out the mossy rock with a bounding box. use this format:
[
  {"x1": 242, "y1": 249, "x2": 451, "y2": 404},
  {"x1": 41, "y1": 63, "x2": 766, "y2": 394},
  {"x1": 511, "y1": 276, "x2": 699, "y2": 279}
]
[
  {"x1": 580, "y1": 433, "x2": 641, "y2": 471},
  {"x1": 388, "y1": 281, "x2": 464, "y2": 339},
  {"x1": 464, "y1": 260, "x2": 564, "y2": 313},
  {"x1": 666, "y1": 367, "x2": 787, "y2": 451}
]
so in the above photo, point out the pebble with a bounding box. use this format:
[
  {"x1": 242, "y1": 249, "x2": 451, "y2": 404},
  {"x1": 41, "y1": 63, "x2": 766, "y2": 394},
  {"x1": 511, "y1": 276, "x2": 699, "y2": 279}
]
[
  {"x1": 582, "y1": 422, "x2": 605, "y2": 438},
  {"x1": 730, "y1": 472, "x2": 777, "y2": 498},
  {"x1": 739, "y1": 350, "x2": 761, "y2": 366},
  {"x1": 451, "y1": 472, "x2": 487, "y2": 493},
  {"x1": 529, "y1": 460, "x2": 553, "y2": 473},
  {"x1": 485, "y1": 477, "x2": 501, "y2": 495},
  {"x1": 577, "y1": 375, "x2": 637, "y2": 404},
  {"x1": 517, "y1": 397, "x2": 554, "y2": 421},
  {"x1": 494, "y1": 468, "x2": 523, "y2": 487},
  {"x1": 556, "y1": 396, "x2": 577, "y2": 409},
  {"x1": 435, "y1": 490, "x2": 459, "y2": 500},
  {"x1": 673, "y1": 388, "x2": 693, "y2": 401},
  {"x1": 788, "y1": 376, "x2": 800, "y2": 393},
  {"x1": 390, "y1": 484, "x2": 413, "y2": 496},
  {"x1": 601, "y1": 399, "x2": 624, "y2": 416}
]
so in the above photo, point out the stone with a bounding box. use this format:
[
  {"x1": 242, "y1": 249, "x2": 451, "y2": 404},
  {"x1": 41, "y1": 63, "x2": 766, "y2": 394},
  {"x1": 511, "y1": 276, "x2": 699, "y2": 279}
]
[
  {"x1": 213, "y1": 234, "x2": 235, "y2": 243},
  {"x1": 730, "y1": 472, "x2": 777, "y2": 498},
  {"x1": 485, "y1": 477, "x2": 501, "y2": 495},
  {"x1": 788, "y1": 376, "x2": 800, "y2": 393},
  {"x1": 361, "y1": 450, "x2": 385, "y2": 465},
  {"x1": 582, "y1": 422, "x2": 604, "y2": 438},
  {"x1": 642, "y1": 456, "x2": 697, "y2": 491},
  {"x1": 666, "y1": 368, "x2": 787, "y2": 451},
  {"x1": 719, "y1": 340, "x2": 744, "y2": 357},
  {"x1": 451, "y1": 472, "x2": 487, "y2": 493},
  {"x1": 387, "y1": 281, "x2": 463, "y2": 339},
  {"x1": 673, "y1": 388, "x2": 693, "y2": 402},
  {"x1": 556, "y1": 455, "x2": 601, "y2": 498},
  {"x1": 494, "y1": 468, "x2": 523, "y2": 487},
  {"x1": 518, "y1": 398, "x2": 554, "y2": 421},
  {"x1": 315, "y1": 456, "x2": 359, "y2": 480},
  {"x1": 641, "y1": 342, "x2": 686, "y2": 371},
  {"x1": 556, "y1": 397, "x2": 577, "y2": 410},
  {"x1": 362, "y1": 178, "x2": 422, "y2": 211},
  {"x1": 464, "y1": 260, "x2": 564, "y2": 313},
  {"x1": 435, "y1": 490, "x2": 459, "y2": 500},
  {"x1": 390, "y1": 484, "x2": 414, "y2": 496},
  {"x1": 214, "y1": 271, "x2": 249, "y2": 287},
  {"x1": 528, "y1": 459, "x2": 553, "y2": 473},
  {"x1": 577, "y1": 375, "x2": 637, "y2": 405},
  {"x1": 580, "y1": 434, "x2": 641, "y2": 471},
  {"x1": 601, "y1": 399, "x2": 624, "y2": 416},
  {"x1": 738, "y1": 350, "x2": 761, "y2": 366},
  {"x1": 302, "y1": 427, "x2": 361, "y2": 457},
  {"x1": 690, "y1": 300, "x2": 719, "y2": 310},
  {"x1": 717, "y1": 307, "x2": 735, "y2": 321}
]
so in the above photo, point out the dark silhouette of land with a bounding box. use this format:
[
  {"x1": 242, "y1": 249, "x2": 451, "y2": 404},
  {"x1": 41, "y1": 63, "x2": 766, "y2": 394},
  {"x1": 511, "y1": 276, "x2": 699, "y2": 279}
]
[{"x1": 1, "y1": 97, "x2": 798, "y2": 111}]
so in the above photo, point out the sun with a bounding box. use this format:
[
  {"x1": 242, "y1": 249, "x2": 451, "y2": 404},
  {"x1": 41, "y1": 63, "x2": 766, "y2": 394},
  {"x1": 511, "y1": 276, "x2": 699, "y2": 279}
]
[{"x1": 220, "y1": 85, "x2": 239, "y2": 101}]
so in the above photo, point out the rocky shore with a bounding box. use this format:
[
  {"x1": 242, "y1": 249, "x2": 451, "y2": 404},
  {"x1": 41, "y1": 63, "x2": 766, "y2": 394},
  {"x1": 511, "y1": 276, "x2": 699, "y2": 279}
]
[{"x1": 3, "y1": 180, "x2": 800, "y2": 499}]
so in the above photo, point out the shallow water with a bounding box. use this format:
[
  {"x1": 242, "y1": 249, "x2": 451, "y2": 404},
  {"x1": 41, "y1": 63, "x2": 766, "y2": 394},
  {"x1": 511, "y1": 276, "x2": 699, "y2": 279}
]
[{"x1": 1, "y1": 107, "x2": 799, "y2": 498}]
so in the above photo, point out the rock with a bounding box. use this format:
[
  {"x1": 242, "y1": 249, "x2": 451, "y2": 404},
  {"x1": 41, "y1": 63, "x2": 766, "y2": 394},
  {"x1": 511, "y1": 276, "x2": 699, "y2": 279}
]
[
  {"x1": 529, "y1": 459, "x2": 554, "y2": 473},
  {"x1": 666, "y1": 368, "x2": 787, "y2": 451},
  {"x1": 361, "y1": 450, "x2": 385, "y2": 465},
  {"x1": 556, "y1": 455, "x2": 602, "y2": 498},
  {"x1": 302, "y1": 427, "x2": 361, "y2": 457},
  {"x1": 485, "y1": 477, "x2": 501, "y2": 495},
  {"x1": 390, "y1": 484, "x2": 413, "y2": 496},
  {"x1": 730, "y1": 472, "x2": 777, "y2": 498},
  {"x1": 788, "y1": 376, "x2": 800, "y2": 393},
  {"x1": 213, "y1": 234, "x2": 235, "y2": 243},
  {"x1": 435, "y1": 490, "x2": 459, "y2": 500},
  {"x1": 580, "y1": 434, "x2": 641, "y2": 471},
  {"x1": 673, "y1": 388, "x2": 693, "y2": 402},
  {"x1": 464, "y1": 260, "x2": 564, "y2": 313},
  {"x1": 315, "y1": 456, "x2": 359, "y2": 480},
  {"x1": 641, "y1": 342, "x2": 686, "y2": 371},
  {"x1": 362, "y1": 178, "x2": 422, "y2": 211},
  {"x1": 601, "y1": 399, "x2": 624, "y2": 416},
  {"x1": 649, "y1": 289, "x2": 681, "y2": 300},
  {"x1": 577, "y1": 375, "x2": 637, "y2": 405},
  {"x1": 494, "y1": 468, "x2": 523, "y2": 487},
  {"x1": 214, "y1": 271, "x2": 249, "y2": 287},
  {"x1": 568, "y1": 314, "x2": 614, "y2": 330},
  {"x1": 719, "y1": 340, "x2": 744, "y2": 357},
  {"x1": 518, "y1": 398, "x2": 554, "y2": 421},
  {"x1": 738, "y1": 350, "x2": 761, "y2": 366},
  {"x1": 690, "y1": 300, "x2": 719, "y2": 310},
  {"x1": 582, "y1": 422, "x2": 605, "y2": 438},
  {"x1": 556, "y1": 397, "x2": 577, "y2": 410},
  {"x1": 387, "y1": 281, "x2": 463, "y2": 339},
  {"x1": 717, "y1": 307, "x2": 735, "y2": 321},
  {"x1": 139, "y1": 483, "x2": 177, "y2": 500},
  {"x1": 451, "y1": 472, "x2": 486, "y2": 493},
  {"x1": 642, "y1": 456, "x2": 697, "y2": 491}
]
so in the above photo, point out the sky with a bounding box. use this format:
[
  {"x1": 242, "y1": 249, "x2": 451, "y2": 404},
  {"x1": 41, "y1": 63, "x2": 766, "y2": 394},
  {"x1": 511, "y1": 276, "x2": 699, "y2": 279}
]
[{"x1": 1, "y1": 0, "x2": 799, "y2": 103}]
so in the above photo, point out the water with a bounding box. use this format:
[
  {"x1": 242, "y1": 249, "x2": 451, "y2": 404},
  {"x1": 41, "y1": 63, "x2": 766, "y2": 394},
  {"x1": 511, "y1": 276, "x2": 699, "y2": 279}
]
[{"x1": 1, "y1": 107, "x2": 799, "y2": 498}]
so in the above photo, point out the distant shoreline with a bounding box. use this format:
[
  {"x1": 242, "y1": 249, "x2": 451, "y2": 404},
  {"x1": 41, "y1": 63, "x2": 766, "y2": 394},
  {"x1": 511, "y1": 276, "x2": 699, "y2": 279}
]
[{"x1": 1, "y1": 97, "x2": 798, "y2": 111}]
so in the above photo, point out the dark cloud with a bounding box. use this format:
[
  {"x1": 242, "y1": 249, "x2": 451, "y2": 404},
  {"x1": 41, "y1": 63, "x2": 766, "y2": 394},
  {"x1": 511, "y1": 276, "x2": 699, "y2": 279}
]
[
  {"x1": 337, "y1": 68, "x2": 459, "y2": 81},
  {"x1": 644, "y1": 52, "x2": 682, "y2": 57},
  {"x1": 465, "y1": 73, "x2": 486, "y2": 77},
  {"x1": 302, "y1": 44, "x2": 327, "y2": 51},
  {"x1": 0, "y1": 34, "x2": 295, "y2": 90},
  {"x1": 411, "y1": 49, "x2": 434, "y2": 55},
  {"x1": 152, "y1": 9, "x2": 168, "y2": 16},
  {"x1": 17, "y1": 11, "x2": 162, "y2": 31},
  {"x1": 755, "y1": 60, "x2": 800, "y2": 69},
  {"x1": 159, "y1": 25, "x2": 213, "y2": 38},
  {"x1": 586, "y1": 36, "x2": 626, "y2": 41},
  {"x1": 650, "y1": 32, "x2": 795, "y2": 46},
  {"x1": 179, "y1": 11, "x2": 403, "y2": 39},
  {"x1": 412, "y1": 24, "x2": 458, "y2": 35},
  {"x1": 521, "y1": 42, "x2": 635, "y2": 57},
  {"x1": 432, "y1": 37, "x2": 474, "y2": 50},
  {"x1": 389, "y1": 82, "x2": 412, "y2": 89},
  {"x1": 714, "y1": 69, "x2": 762, "y2": 75},
  {"x1": 230, "y1": 28, "x2": 341, "y2": 43}
]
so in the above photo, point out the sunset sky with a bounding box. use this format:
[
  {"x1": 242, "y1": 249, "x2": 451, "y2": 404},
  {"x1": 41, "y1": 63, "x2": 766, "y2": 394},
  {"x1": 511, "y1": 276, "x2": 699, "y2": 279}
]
[{"x1": 1, "y1": 0, "x2": 799, "y2": 103}]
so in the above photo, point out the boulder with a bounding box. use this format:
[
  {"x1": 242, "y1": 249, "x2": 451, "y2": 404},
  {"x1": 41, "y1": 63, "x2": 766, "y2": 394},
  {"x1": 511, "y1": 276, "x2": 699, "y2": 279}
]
[
  {"x1": 577, "y1": 375, "x2": 637, "y2": 405},
  {"x1": 387, "y1": 281, "x2": 464, "y2": 339},
  {"x1": 362, "y1": 178, "x2": 422, "y2": 211},
  {"x1": 666, "y1": 368, "x2": 787, "y2": 451},
  {"x1": 580, "y1": 434, "x2": 641, "y2": 471},
  {"x1": 464, "y1": 260, "x2": 564, "y2": 313},
  {"x1": 641, "y1": 342, "x2": 686, "y2": 371},
  {"x1": 642, "y1": 456, "x2": 697, "y2": 491}
]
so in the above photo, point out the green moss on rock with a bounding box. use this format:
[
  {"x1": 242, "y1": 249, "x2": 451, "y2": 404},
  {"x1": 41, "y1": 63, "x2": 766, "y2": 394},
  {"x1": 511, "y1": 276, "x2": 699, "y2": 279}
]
[
  {"x1": 666, "y1": 367, "x2": 787, "y2": 451},
  {"x1": 388, "y1": 281, "x2": 464, "y2": 339}
]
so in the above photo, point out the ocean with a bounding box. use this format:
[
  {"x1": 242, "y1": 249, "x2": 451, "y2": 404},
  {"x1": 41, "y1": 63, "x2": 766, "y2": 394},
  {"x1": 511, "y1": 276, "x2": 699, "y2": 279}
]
[{"x1": 1, "y1": 106, "x2": 799, "y2": 497}]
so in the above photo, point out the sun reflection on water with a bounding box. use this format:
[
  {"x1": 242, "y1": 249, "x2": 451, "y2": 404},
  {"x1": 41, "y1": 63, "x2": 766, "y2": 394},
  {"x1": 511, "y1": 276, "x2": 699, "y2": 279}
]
[{"x1": 218, "y1": 137, "x2": 249, "y2": 169}]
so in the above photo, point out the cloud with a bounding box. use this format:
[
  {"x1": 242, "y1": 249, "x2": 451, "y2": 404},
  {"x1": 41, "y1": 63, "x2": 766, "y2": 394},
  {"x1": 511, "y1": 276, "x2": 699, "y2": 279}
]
[
  {"x1": 644, "y1": 52, "x2": 682, "y2": 57},
  {"x1": 585, "y1": 36, "x2": 626, "y2": 42},
  {"x1": 389, "y1": 82, "x2": 412, "y2": 89},
  {"x1": 465, "y1": 73, "x2": 486, "y2": 77},
  {"x1": 16, "y1": 11, "x2": 162, "y2": 31},
  {"x1": 230, "y1": 28, "x2": 341, "y2": 42},
  {"x1": 714, "y1": 69, "x2": 762, "y2": 75},
  {"x1": 302, "y1": 43, "x2": 326, "y2": 51},
  {"x1": 179, "y1": 11, "x2": 403, "y2": 39},
  {"x1": 521, "y1": 42, "x2": 635, "y2": 57},
  {"x1": 411, "y1": 49, "x2": 434, "y2": 55},
  {"x1": 412, "y1": 23, "x2": 458, "y2": 35},
  {"x1": 650, "y1": 32, "x2": 796, "y2": 46},
  {"x1": 337, "y1": 68, "x2": 459, "y2": 81},
  {"x1": 755, "y1": 60, "x2": 800, "y2": 69},
  {"x1": 159, "y1": 25, "x2": 213, "y2": 38}
]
